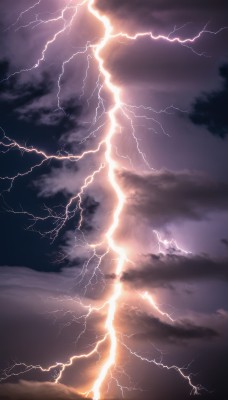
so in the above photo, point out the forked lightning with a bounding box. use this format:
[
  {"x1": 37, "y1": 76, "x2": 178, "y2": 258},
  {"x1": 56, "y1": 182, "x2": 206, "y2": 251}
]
[{"x1": 0, "y1": 0, "x2": 225, "y2": 398}]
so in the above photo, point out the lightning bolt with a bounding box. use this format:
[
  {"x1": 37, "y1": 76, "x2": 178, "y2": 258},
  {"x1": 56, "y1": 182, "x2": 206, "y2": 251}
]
[
  {"x1": 153, "y1": 229, "x2": 191, "y2": 255},
  {"x1": 141, "y1": 291, "x2": 175, "y2": 323},
  {"x1": 0, "y1": 0, "x2": 225, "y2": 398}
]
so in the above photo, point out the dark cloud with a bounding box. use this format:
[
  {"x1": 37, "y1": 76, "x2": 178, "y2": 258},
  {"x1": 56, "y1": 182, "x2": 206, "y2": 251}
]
[
  {"x1": 221, "y1": 238, "x2": 228, "y2": 247},
  {"x1": 121, "y1": 254, "x2": 228, "y2": 288},
  {"x1": 96, "y1": 0, "x2": 228, "y2": 30},
  {"x1": 0, "y1": 380, "x2": 87, "y2": 400},
  {"x1": 120, "y1": 306, "x2": 217, "y2": 343},
  {"x1": 97, "y1": 0, "x2": 228, "y2": 13},
  {"x1": 96, "y1": 0, "x2": 228, "y2": 18},
  {"x1": 120, "y1": 170, "x2": 228, "y2": 226},
  {"x1": 190, "y1": 64, "x2": 228, "y2": 139},
  {"x1": 0, "y1": 62, "x2": 81, "y2": 128}
]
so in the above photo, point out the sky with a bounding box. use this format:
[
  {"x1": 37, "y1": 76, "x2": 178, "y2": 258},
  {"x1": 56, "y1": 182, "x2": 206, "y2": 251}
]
[{"x1": 0, "y1": 1, "x2": 228, "y2": 399}]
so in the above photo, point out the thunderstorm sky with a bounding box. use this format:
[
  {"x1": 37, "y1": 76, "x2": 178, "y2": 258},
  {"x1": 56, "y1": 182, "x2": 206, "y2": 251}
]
[{"x1": 0, "y1": 1, "x2": 228, "y2": 399}]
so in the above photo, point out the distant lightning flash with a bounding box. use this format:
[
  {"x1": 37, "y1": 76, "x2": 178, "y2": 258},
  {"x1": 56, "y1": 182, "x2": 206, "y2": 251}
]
[
  {"x1": 0, "y1": 0, "x2": 225, "y2": 398},
  {"x1": 141, "y1": 291, "x2": 175, "y2": 323},
  {"x1": 153, "y1": 229, "x2": 191, "y2": 255}
]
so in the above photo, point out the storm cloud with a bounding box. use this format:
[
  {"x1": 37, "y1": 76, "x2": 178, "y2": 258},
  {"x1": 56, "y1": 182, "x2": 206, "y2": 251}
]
[
  {"x1": 190, "y1": 64, "x2": 228, "y2": 139},
  {"x1": 0, "y1": 1, "x2": 228, "y2": 399},
  {"x1": 221, "y1": 238, "x2": 228, "y2": 248},
  {"x1": 96, "y1": 0, "x2": 228, "y2": 41},
  {"x1": 120, "y1": 306, "x2": 218, "y2": 343},
  {"x1": 120, "y1": 169, "x2": 228, "y2": 227},
  {"x1": 97, "y1": 0, "x2": 228, "y2": 13},
  {"x1": 0, "y1": 380, "x2": 87, "y2": 400},
  {"x1": 121, "y1": 254, "x2": 228, "y2": 288},
  {"x1": 96, "y1": 0, "x2": 228, "y2": 22}
]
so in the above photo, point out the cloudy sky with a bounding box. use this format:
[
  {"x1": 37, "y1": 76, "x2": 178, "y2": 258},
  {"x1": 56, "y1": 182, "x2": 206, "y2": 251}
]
[{"x1": 0, "y1": 1, "x2": 228, "y2": 399}]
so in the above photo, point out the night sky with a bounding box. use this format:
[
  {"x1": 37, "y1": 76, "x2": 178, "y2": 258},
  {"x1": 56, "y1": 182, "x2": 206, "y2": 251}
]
[{"x1": 0, "y1": 1, "x2": 228, "y2": 399}]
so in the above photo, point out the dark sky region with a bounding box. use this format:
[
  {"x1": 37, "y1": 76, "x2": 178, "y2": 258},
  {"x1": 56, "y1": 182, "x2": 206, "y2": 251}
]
[{"x1": 0, "y1": 1, "x2": 228, "y2": 400}]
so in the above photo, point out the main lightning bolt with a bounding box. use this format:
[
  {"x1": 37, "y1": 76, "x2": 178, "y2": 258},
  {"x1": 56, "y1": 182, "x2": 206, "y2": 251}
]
[{"x1": 0, "y1": 0, "x2": 225, "y2": 398}]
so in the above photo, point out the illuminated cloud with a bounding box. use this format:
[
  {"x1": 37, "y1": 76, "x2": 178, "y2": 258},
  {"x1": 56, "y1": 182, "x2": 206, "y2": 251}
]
[
  {"x1": 0, "y1": 1, "x2": 228, "y2": 399},
  {"x1": 0, "y1": 380, "x2": 87, "y2": 400}
]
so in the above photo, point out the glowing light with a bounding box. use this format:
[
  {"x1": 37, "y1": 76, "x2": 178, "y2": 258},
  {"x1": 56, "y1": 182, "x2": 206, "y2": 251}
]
[
  {"x1": 1, "y1": 0, "x2": 226, "y2": 398},
  {"x1": 141, "y1": 291, "x2": 175, "y2": 323},
  {"x1": 153, "y1": 229, "x2": 190, "y2": 255}
]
